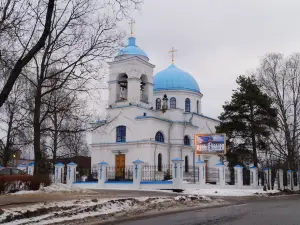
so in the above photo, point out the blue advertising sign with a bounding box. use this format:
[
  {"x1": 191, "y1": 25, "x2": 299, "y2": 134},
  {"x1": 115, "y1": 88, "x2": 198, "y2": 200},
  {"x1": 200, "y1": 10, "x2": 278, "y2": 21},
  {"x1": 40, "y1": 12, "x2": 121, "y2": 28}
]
[{"x1": 194, "y1": 133, "x2": 226, "y2": 155}]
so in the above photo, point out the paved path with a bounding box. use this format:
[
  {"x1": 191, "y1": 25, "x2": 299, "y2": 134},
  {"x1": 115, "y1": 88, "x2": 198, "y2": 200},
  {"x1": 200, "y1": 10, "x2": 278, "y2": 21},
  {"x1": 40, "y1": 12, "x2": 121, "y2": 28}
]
[
  {"x1": 0, "y1": 189, "x2": 179, "y2": 208},
  {"x1": 115, "y1": 196, "x2": 300, "y2": 225}
]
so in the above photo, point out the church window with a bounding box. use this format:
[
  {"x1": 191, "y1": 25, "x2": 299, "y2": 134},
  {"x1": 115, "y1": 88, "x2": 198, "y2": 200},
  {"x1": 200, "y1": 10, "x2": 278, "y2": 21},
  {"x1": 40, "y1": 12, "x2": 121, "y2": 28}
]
[
  {"x1": 197, "y1": 100, "x2": 199, "y2": 114},
  {"x1": 116, "y1": 126, "x2": 126, "y2": 142},
  {"x1": 185, "y1": 156, "x2": 189, "y2": 173},
  {"x1": 118, "y1": 74, "x2": 128, "y2": 101},
  {"x1": 184, "y1": 135, "x2": 190, "y2": 146},
  {"x1": 170, "y1": 97, "x2": 176, "y2": 109},
  {"x1": 156, "y1": 98, "x2": 161, "y2": 110},
  {"x1": 185, "y1": 98, "x2": 190, "y2": 112},
  {"x1": 158, "y1": 153, "x2": 162, "y2": 172},
  {"x1": 155, "y1": 131, "x2": 164, "y2": 143}
]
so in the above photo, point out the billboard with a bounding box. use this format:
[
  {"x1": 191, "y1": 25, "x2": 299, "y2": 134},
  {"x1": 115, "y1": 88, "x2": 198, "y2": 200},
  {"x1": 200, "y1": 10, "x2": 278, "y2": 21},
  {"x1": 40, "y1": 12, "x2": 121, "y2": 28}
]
[{"x1": 194, "y1": 133, "x2": 226, "y2": 155}]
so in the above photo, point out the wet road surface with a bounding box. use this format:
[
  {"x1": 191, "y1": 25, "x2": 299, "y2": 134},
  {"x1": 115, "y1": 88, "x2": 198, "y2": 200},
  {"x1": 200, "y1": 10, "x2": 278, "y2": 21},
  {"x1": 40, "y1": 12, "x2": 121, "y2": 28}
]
[{"x1": 116, "y1": 196, "x2": 300, "y2": 225}]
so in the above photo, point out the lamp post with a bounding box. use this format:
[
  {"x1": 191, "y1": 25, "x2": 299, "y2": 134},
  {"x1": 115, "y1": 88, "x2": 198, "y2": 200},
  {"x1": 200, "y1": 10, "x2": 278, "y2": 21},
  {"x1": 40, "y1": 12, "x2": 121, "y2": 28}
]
[{"x1": 162, "y1": 94, "x2": 168, "y2": 113}]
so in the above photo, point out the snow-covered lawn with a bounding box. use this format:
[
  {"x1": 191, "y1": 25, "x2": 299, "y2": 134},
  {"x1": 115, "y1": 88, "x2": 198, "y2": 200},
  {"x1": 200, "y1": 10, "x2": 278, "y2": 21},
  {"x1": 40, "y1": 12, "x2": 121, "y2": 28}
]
[
  {"x1": 12, "y1": 183, "x2": 89, "y2": 195},
  {"x1": 0, "y1": 195, "x2": 214, "y2": 225},
  {"x1": 182, "y1": 188, "x2": 279, "y2": 196}
]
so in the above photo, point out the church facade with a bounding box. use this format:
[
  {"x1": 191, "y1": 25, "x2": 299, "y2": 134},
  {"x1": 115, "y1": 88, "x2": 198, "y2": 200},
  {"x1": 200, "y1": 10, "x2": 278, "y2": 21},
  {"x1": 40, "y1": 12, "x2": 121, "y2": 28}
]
[{"x1": 90, "y1": 33, "x2": 221, "y2": 172}]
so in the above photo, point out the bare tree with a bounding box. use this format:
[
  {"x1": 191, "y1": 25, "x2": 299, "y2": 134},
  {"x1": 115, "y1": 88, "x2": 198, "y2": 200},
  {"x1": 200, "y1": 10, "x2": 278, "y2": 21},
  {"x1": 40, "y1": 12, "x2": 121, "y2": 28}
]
[
  {"x1": 257, "y1": 53, "x2": 300, "y2": 170},
  {"x1": 19, "y1": 0, "x2": 140, "y2": 174},
  {"x1": 0, "y1": 0, "x2": 55, "y2": 108},
  {"x1": 0, "y1": 78, "x2": 30, "y2": 166}
]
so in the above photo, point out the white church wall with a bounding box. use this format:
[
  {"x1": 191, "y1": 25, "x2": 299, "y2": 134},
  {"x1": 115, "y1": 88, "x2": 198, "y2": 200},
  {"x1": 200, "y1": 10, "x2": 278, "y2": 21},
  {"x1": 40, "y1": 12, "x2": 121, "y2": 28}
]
[
  {"x1": 153, "y1": 90, "x2": 202, "y2": 114},
  {"x1": 91, "y1": 142, "x2": 169, "y2": 167}
]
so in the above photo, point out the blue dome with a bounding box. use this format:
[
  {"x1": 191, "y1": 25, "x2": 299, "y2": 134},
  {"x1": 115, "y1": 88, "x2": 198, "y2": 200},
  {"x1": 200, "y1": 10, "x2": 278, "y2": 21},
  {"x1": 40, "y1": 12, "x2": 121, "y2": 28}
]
[
  {"x1": 154, "y1": 64, "x2": 200, "y2": 93},
  {"x1": 118, "y1": 37, "x2": 148, "y2": 59}
]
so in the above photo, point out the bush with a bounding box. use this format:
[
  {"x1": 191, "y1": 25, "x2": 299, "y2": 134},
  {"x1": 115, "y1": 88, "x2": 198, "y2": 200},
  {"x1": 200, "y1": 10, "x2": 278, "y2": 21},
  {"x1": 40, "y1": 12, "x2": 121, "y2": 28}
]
[
  {"x1": 30, "y1": 174, "x2": 52, "y2": 191},
  {"x1": 163, "y1": 171, "x2": 172, "y2": 180}
]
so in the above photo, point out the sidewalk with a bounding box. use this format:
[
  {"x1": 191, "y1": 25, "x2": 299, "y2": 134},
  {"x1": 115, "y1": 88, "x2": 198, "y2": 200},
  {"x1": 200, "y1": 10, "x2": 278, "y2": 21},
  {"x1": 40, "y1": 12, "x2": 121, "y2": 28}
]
[{"x1": 0, "y1": 189, "x2": 179, "y2": 208}]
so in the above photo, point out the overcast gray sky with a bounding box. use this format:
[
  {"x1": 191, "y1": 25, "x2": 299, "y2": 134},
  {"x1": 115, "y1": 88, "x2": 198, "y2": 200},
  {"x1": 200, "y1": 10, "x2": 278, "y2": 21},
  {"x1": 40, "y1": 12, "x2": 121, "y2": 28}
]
[{"x1": 116, "y1": 0, "x2": 300, "y2": 119}]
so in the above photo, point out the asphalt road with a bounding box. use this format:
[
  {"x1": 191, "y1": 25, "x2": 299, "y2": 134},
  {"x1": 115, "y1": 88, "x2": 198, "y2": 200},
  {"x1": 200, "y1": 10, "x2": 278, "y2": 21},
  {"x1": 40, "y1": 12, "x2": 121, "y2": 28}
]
[{"x1": 116, "y1": 196, "x2": 300, "y2": 225}]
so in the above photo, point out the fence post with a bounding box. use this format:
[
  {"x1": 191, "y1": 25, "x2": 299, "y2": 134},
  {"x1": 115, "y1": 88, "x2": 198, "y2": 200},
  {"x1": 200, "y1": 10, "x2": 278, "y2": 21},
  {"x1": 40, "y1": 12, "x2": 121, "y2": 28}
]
[
  {"x1": 27, "y1": 163, "x2": 34, "y2": 175},
  {"x1": 278, "y1": 169, "x2": 284, "y2": 190},
  {"x1": 55, "y1": 163, "x2": 65, "y2": 183},
  {"x1": 133, "y1": 159, "x2": 144, "y2": 189},
  {"x1": 287, "y1": 170, "x2": 293, "y2": 190},
  {"x1": 172, "y1": 158, "x2": 184, "y2": 189},
  {"x1": 234, "y1": 165, "x2": 243, "y2": 188},
  {"x1": 98, "y1": 162, "x2": 109, "y2": 188},
  {"x1": 196, "y1": 160, "x2": 206, "y2": 186},
  {"x1": 250, "y1": 166, "x2": 258, "y2": 188},
  {"x1": 67, "y1": 162, "x2": 77, "y2": 185},
  {"x1": 216, "y1": 162, "x2": 225, "y2": 187}
]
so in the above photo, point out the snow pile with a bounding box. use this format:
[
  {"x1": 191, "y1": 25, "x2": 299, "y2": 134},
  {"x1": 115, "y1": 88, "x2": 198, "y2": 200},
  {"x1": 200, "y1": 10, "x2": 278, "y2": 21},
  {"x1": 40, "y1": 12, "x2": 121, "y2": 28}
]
[
  {"x1": 182, "y1": 188, "x2": 279, "y2": 196},
  {"x1": 0, "y1": 195, "x2": 213, "y2": 225},
  {"x1": 39, "y1": 183, "x2": 88, "y2": 193},
  {"x1": 12, "y1": 183, "x2": 88, "y2": 195}
]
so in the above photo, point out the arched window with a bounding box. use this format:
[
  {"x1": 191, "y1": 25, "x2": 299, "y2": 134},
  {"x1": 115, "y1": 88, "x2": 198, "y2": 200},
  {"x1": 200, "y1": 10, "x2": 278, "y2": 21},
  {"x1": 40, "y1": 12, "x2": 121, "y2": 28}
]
[
  {"x1": 170, "y1": 97, "x2": 176, "y2": 109},
  {"x1": 185, "y1": 98, "x2": 190, "y2": 112},
  {"x1": 116, "y1": 126, "x2": 126, "y2": 142},
  {"x1": 197, "y1": 100, "x2": 199, "y2": 114},
  {"x1": 158, "y1": 153, "x2": 162, "y2": 172},
  {"x1": 155, "y1": 131, "x2": 164, "y2": 143},
  {"x1": 156, "y1": 98, "x2": 161, "y2": 110},
  {"x1": 184, "y1": 135, "x2": 190, "y2": 146},
  {"x1": 185, "y1": 156, "x2": 189, "y2": 173}
]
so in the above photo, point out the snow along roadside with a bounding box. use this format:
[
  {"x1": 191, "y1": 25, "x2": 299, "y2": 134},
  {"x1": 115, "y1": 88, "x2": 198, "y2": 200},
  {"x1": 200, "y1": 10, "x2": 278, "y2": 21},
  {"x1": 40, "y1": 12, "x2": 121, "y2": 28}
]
[{"x1": 0, "y1": 195, "x2": 223, "y2": 225}]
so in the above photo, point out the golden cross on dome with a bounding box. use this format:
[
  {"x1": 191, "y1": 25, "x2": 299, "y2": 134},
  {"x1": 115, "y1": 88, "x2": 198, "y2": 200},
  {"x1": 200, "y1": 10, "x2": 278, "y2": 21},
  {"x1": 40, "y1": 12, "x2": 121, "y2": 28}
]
[
  {"x1": 129, "y1": 19, "x2": 135, "y2": 36},
  {"x1": 169, "y1": 47, "x2": 177, "y2": 64}
]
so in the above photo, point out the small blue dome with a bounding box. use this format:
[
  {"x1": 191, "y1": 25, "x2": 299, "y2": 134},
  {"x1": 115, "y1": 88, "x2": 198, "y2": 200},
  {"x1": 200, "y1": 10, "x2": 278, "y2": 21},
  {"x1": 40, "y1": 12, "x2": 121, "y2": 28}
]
[
  {"x1": 154, "y1": 64, "x2": 200, "y2": 93},
  {"x1": 118, "y1": 37, "x2": 148, "y2": 59}
]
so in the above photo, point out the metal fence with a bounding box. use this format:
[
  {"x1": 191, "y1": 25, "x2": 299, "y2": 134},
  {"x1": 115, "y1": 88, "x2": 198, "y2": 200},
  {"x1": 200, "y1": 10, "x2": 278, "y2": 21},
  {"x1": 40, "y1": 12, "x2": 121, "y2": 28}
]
[
  {"x1": 142, "y1": 164, "x2": 172, "y2": 181},
  {"x1": 106, "y1": 165, "x2": 134, "y2": 181},
  {"x1": 183, "y1": 166, "x2": 199, "y2": 183}
]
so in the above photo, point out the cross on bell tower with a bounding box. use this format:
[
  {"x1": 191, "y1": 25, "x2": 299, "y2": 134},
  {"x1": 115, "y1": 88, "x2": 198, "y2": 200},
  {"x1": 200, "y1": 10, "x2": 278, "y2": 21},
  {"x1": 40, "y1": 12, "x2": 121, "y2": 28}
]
[{"x1": 129, "y1": 19, "x2": 135, "y2": 36}]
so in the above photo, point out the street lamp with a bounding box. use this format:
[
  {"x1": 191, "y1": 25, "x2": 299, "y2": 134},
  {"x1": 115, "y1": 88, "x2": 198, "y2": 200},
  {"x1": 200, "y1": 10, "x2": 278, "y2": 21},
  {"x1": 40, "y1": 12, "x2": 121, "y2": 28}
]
[{"x1": 162, "y1": 94, "x2": 168, "y2": 113}]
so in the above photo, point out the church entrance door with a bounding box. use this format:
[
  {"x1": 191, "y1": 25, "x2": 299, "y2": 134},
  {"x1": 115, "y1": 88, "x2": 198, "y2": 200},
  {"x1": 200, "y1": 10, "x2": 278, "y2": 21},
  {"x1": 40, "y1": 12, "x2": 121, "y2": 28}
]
[{"x1": 115, "y1": 154, "x2": 125, "y2": 180}]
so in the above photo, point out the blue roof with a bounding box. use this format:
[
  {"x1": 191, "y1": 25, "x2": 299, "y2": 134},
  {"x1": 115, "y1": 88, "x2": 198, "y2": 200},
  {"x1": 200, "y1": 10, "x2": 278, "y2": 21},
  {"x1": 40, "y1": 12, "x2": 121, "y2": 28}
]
[
  {"x1": 172, "y1": 157, "x2": 183, "y2": 161},
  {"x1": 196, "y1": 160, "x2": 205, "y2": 164},
  {"x1": 55, "y1": 163, "x2": 64, "y2": 166},
  {"x1": 216, "y1": 162, "x2": 224, "y2": 166},
  {"x1": 68, "y1": 162, "x2": 77, "y2": 166},
  {"x1": 234, "y1": 164, "x2": 243, "y2": 168},
  {"x1": 18, "y1": 163, "x2": 27, "y2": 167},
  {"x1": 98, "y1": 162, "x2": 109, "y2": 165},
  {"x1": 154, "y1": 64, "x2": 200, "y2": 93},
  {"x1": 118, "y1": 37, "x2": 148, "y2": 59},
  {"x1": 28, "y1": 163, "x2": 34, "y2": 166},
  {"x1": 133, "y1": 159, "x2": 144, "y2": 164}
]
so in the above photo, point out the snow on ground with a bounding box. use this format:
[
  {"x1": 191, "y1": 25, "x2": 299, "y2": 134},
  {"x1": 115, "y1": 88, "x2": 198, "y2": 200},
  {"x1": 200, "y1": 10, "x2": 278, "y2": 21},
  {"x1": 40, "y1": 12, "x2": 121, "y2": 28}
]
[
  {"x1": 0, "y1": 195, "x2": 213, "y2": 225},
  {"x1": 12, "y1": 183, "x2": 88, "y2": 195},
  {"x1": 182, "y1": 188, "x2": 279, "y2": 196}
]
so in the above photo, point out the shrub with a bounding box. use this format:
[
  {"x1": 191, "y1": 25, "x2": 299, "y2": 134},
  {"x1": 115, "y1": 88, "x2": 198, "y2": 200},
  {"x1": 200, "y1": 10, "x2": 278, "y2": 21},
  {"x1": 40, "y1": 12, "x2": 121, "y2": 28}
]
[{"x1": 29, "y1": 174, "x2": 52, "y2": 191}]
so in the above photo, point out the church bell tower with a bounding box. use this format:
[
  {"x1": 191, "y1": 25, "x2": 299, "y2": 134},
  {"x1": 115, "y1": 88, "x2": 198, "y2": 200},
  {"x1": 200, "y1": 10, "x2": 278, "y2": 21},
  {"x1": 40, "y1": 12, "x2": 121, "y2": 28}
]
[{"x1": 107, "y1": 21, "x2": 155, "y2": 107}]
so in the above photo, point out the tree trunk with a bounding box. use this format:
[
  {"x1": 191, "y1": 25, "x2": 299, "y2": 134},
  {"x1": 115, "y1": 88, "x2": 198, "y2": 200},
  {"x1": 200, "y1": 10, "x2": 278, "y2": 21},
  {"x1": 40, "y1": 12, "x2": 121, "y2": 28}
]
[
  {"x1": 52, "y1": 109, "x2": 58, "y2": 173},
  {"x1": 250, "y1": 104, "x2": 258, "y2": 167},
  {"x1": 3, "y1": 111, "x2": 14, "y2": 166},
  {"x1": 33, "y1": 85, "x2": 43, "y2": 174}
]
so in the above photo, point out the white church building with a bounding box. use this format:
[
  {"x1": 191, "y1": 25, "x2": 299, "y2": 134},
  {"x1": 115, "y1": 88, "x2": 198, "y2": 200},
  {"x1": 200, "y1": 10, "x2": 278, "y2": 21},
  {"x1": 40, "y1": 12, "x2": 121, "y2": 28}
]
[{"x1": 90, "y1": 31, "x2": 221, "y2": 173}]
